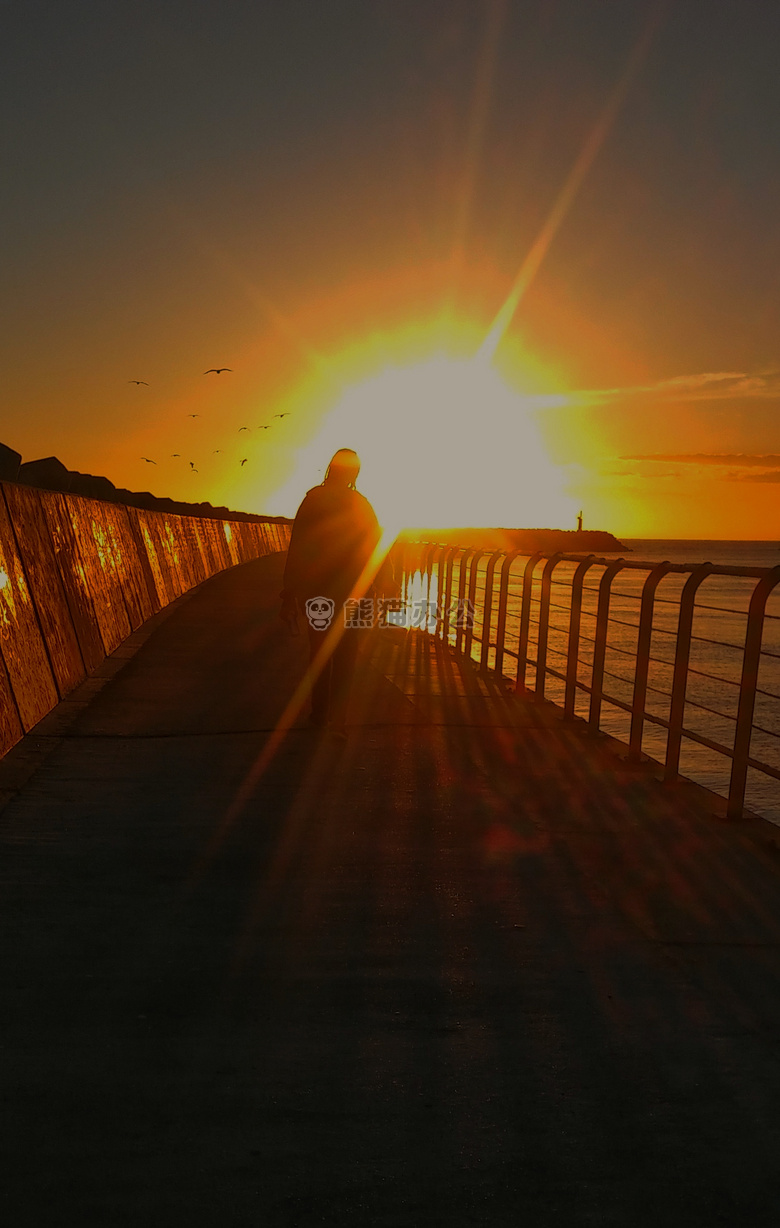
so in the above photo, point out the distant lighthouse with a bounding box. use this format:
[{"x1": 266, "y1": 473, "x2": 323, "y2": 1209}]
[{"x1": 576, "y1": 510, "x2": 583, "y2": 533}]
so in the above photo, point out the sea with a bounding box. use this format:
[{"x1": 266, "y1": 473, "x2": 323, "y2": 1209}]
[{"x1": 414, "y1": 539, "x2": 780, "y2": 825}]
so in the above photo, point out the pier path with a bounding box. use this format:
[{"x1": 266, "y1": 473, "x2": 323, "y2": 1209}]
[{"x1": 2, "y1": 552, "x2": 780, "y2": 1225}]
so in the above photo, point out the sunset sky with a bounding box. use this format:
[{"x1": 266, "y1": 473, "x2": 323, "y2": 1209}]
[{"x1": 2, "y1": 0, "x2": 779, "y2": 538}]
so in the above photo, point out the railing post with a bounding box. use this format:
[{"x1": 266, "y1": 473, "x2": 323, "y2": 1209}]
[
  {"x1": 454, "y1": 548, "x2": 476, "y2": 654},
  {"x1": 533, "y1": 553, "x2": 563, "y2": 702},
  {"x1": 412, "y1": 543, "x2": 423, "y2": 621},
  {"x1": 440, "y1": 546, "x2": 460, "y2": 642},
  {"x1": 564, "y1": 556, "x2": 595, "y2": 719},
  {"x1": 516, "y1": 553, "x2": 544, "y2": 694},
  {"x1": 398, "y1": 541, "x2": 408, "y2": 609},
  {"x1": 588, "y1": 560, "x2": 626, "y2": 730},
  {"x1": 664, "y1": 563, "x2": 713, "y2": 781},
  {"x1": 463, "y1": 549, "x2": 486, "y2": 660},
  {"x1": 401, "y1": 541, "x2": 420, "y2": 622},
  {"x1": 393, "y1": 539, "x2": 406, "y2": 601},
  {"x1": 411, "y1": 541, "x2": 426, "y2": 592},
  {"x1": 495, "y1": 549, "x2": 523, "y2": 680},
  {"x1": 429, "y1": 547, "x2": 441, "y2": 635},
  {"x1": 727, "y1": 565, "x2": 780, "y2": 819},
  {"x1": 427, "y1": 550, "x2": 439, "y2": 638},
  {"x1": 629, "y1": 562, "x2": 671, "y2": 762},
  {"x1": 426, "y1": 544, "x2": 441, "y2": 625},
  {"x1": 479, "y1": 550, "x2": 504, "y2": 672}
]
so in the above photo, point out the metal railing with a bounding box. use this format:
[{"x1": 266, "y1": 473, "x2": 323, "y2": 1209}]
[{"x1": 396, "y1": 542, "x2": 780, "y2": 821}]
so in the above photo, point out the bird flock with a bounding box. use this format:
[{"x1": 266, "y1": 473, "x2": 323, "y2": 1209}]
[{"x1": 131, "y1": 367, "x2": 293, "y2": 473}]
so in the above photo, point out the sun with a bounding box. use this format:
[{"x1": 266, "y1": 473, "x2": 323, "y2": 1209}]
[{"x1": 269, "y1": 352, "x2": 575, "y2": 533}]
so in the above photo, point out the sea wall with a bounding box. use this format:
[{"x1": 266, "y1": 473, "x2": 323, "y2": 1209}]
[{"x1": 0, "y1": 481, "x2": 291, "y2": 759}]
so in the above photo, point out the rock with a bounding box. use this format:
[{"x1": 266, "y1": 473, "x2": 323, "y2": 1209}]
[
  {"x1": 68, "y1": 473, "x2": 118, "y2": 500},
  {"x1": 0, "y1": 442, "x2": 22, "y2": 481},
  {"x1": 17, "y1": 456, "x2": 72, "y2": 492}
]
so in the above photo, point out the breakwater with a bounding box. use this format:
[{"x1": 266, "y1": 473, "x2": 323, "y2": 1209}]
[
  {"x1": 400, "y1": 526, "x2": 626, "y2": 554},
  {"x1": 0, "y1": 481, "x2": 291, "y2": 759}
]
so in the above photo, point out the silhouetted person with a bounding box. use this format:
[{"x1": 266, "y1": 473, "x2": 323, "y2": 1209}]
[{"x1": 280, "y1": 449, "x2": 384, "y2": 732}]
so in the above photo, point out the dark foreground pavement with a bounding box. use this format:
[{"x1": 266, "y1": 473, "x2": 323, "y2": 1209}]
[{"x1": 2, "y1": 553, "x2": 780, "y2": 1226}]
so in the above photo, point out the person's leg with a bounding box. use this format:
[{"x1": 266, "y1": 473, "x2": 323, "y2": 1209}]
[
  {"x1": 328, "y1": 626, "x2": 362, "y2": 727},
  {"x1": 306, "y1": 625, "x2": 332, "y2": 725}
]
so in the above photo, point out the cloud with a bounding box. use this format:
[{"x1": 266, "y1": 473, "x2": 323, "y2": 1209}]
[
  {"x1": 736, "y1": 470, "x2": 780, "y2": 483},
  {"x1": 612, "y1": 452, "x2": 780, "y2": 483},
  {"x1": 621, "y1": 453, "x2": 780, "y2": 467},
  {"x1": 572, "y1": 371, "x2": 780, "y2": 405},
  {"x1": 652, "y1": 372, "x2": 747, "y2": 391},
  {"x1": 605, "y1": 467, "x2": 679, "y2": 479}
]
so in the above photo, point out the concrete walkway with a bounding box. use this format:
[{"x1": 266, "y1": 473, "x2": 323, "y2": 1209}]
[{"x1": 2, "y1": 552, "x2": 780, "y2": 1226}]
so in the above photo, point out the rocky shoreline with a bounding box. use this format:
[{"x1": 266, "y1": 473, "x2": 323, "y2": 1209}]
[{"x1": 0, "y1": 440, "x2": 289, "y2": 525}]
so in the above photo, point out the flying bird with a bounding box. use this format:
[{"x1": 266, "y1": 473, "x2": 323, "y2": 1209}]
[
  {"x1": 238, "y1": 426, "x2": 249, "y2": 432},
  {"x1": 204, "y1": 368, "x2": 232, "y2": 374},
  {"x1": 140, "y1": 457, "x2": 156, "y2": 464},
  {"x1": 212, "y1": 449, "x2": 222, "y2": 454},
  {"x1": 128, "y1": 380, "x2": 149, "y2": 385},
  {"x1": 171, "y1": 453, "x2": 181, "y2": 457},
  {"x1": 240, "y1": 458, "x2": 248, "y2": 466},
  {"x1": 189, "y1": 461, "x2": 197, "y2": 469},
  {"x1": 258, "y1": 425, "x2": 270, "y2": 429},
  {"x1": 273, "y1": 412, "x2": 290, "y2": 418}
]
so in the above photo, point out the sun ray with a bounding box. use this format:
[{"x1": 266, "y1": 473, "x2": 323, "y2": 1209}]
[
  {"x1": 480, "y1": 3, "x2": 668, "y2": 362},
  {"x1": 448, "y1": 0, "x2": 509, "y2": 287},
  {"x1": 186, "y1": 530, "x2": 395, "y2": 887}
]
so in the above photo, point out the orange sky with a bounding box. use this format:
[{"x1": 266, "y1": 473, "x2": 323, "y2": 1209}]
[{"x1": 2, "y1": 2, "x2": 779, "y2": 539}]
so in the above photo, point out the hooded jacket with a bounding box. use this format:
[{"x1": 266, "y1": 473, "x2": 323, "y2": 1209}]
[{"x1": 282, "y1": 480, "x2": 381, "y2": 605}]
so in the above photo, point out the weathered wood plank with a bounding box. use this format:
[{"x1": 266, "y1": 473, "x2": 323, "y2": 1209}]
[{"x1": 0, "y1": 488, "x2": 59, "y2": 729}]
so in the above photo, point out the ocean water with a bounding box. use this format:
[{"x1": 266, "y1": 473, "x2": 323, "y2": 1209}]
[{"x1": 407, "y1": 539, "x2": 780, "y2": 824}]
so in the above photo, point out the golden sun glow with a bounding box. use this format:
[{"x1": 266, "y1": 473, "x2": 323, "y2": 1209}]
[{"x1": 268, "y1": 352, "x2": 575, "y2": 532}]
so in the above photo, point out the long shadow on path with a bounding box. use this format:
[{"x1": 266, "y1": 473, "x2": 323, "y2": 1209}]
[{"x1": 2, "y1": 553, "x2": 780, "y2": 1225}]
